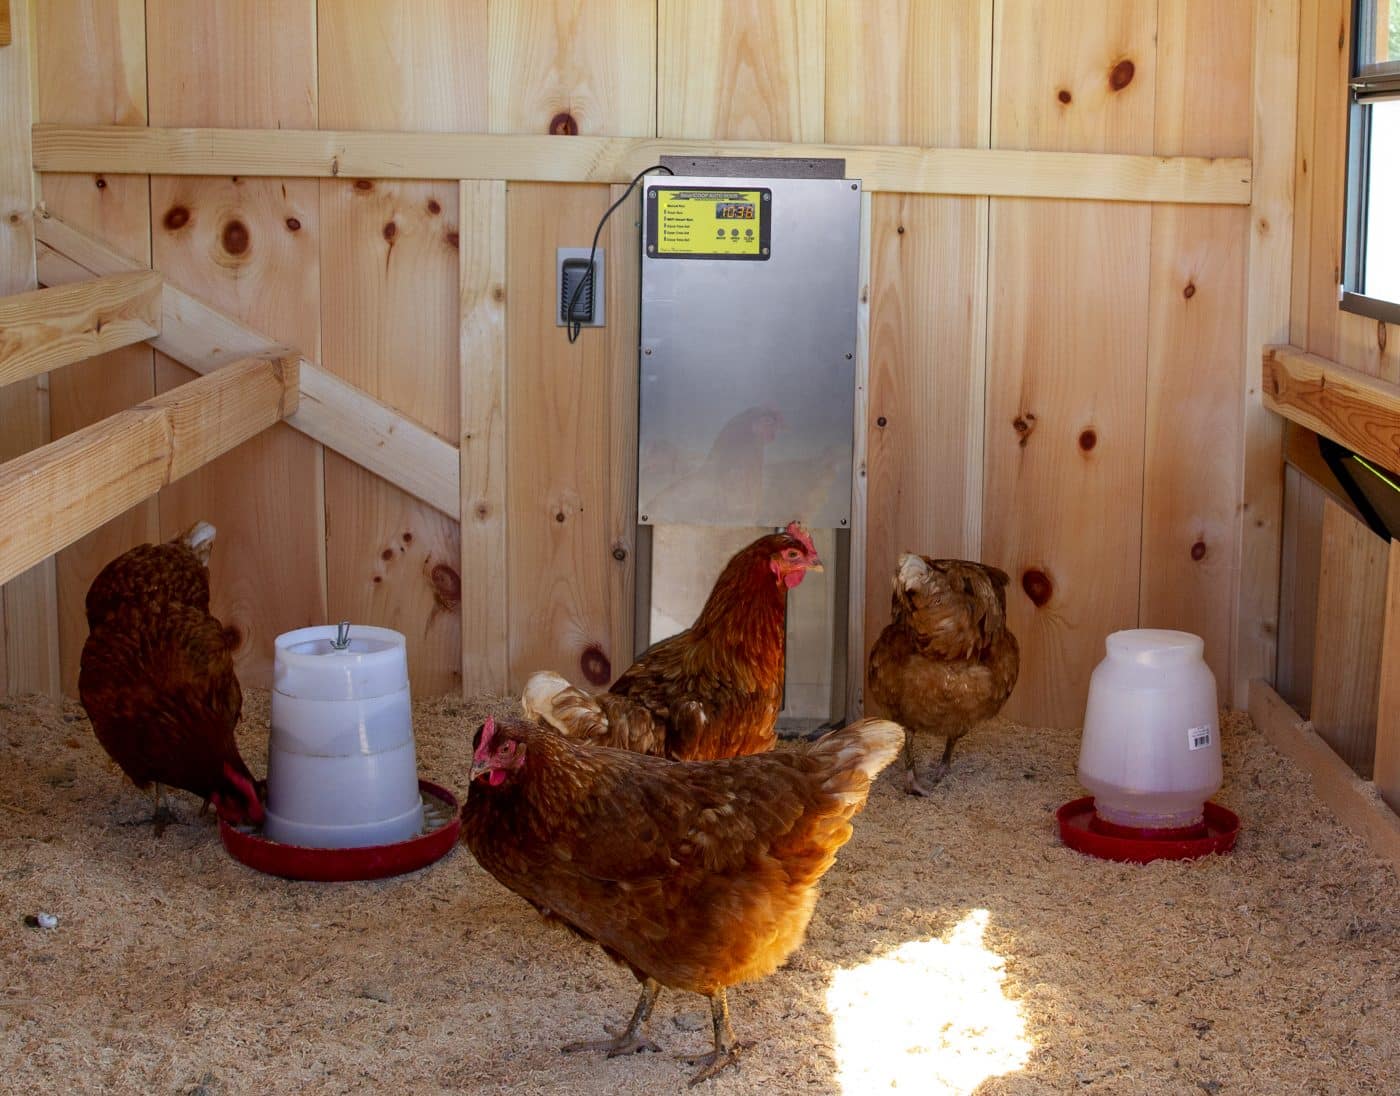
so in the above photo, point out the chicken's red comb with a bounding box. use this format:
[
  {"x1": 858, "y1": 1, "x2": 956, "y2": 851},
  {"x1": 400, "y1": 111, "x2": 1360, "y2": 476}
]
[
  {"x1": 475, "y1": 715, "x2": 496, "y2": 761},
  {"x1": 785, "y1": 520, "x2": 817, "y2": 558}
]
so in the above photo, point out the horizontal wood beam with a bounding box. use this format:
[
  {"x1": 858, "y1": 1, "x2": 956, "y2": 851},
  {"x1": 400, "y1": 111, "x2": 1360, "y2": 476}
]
[
  {"x1": 0, "y1": 271, "x2": 161, "y2": 388},
  {"x1": 1263, "y1": 344, "x2": 1400, "y2": 474},
  {"x1": 1249, "y1": 678, "x2": 1400, "y2": 878},
  {"x1": 31, "y1": 125, "x2": 1254, "y2": 205},
  {"x1": 34, "y1": 212, "x2": 460, "y2": 516},
  {"x1": 0, "y1": 354, "x2": 298, "y2": 587}
]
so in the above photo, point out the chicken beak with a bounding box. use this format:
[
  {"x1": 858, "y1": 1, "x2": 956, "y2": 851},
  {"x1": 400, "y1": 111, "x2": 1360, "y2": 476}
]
[
  {"x1": 468, "y1": 759, "x2": 489, "y2": 784},
  {"x1": 807, "y1": 559, "x2": 825, "y2": 573}
]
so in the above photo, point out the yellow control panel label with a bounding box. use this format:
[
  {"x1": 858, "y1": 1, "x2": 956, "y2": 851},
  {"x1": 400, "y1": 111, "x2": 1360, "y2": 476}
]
[{"x1": 651, "y1": 188, "x2": 768, "y2": 258}]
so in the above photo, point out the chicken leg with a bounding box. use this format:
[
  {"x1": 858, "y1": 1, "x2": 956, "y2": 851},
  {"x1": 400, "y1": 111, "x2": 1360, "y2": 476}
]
[
  {"x1": 562, "y1": 977, "x2": 662, "y2": 1057},
  {"x1": 903, "y1": 728, "x2": 958, "y2": 796},
  {"x1": 684, "y1": 989, "x2": 743, "y2": 1086},
  {"x1": 120, "y1": 783, "x2": 181, "y2": 835}
]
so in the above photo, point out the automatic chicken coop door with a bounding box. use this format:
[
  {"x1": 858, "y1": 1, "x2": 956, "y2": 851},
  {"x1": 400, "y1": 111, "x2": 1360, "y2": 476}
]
[{"x1": 635, "y1": 158, "x2": 862, "y2": 729}]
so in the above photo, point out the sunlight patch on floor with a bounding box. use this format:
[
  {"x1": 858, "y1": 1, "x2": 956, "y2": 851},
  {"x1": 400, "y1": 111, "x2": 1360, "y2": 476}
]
[{"x1": 825, "y1": 908, "x2": 1032, "y2": 1094}]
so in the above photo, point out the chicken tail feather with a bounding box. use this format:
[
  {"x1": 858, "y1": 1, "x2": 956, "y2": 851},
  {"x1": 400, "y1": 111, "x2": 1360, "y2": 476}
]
[
  {"x1": 181, "y1": 521, "x2": 218, "y2": 566},
  {"x1": 521, "y1": 671, "x2": 608, "y2": 741},
  {"x1": 807, "y1": 717, "x2": 904, "y2": 807}
]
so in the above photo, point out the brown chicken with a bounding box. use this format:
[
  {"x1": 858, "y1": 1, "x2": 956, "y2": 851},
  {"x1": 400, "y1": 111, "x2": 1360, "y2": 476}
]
[
  {"x1": 521, "y1": 522, "x2": 823, "y2": 760},
  {"x1": 78, "y1": 522, "x2": 263, "y2": 832},
  {"x1": 461, "y1": 714, "x2": 902, "y2": 1085},
  {"x1": 866, "y1": 554, "x2": 1020, "y2": 795}
]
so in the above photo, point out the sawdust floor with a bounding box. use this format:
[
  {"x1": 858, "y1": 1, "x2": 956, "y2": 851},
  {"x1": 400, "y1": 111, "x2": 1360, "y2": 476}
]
[{"x1": 1, "y1": 692, "x2": 1397, "y2": 1095}]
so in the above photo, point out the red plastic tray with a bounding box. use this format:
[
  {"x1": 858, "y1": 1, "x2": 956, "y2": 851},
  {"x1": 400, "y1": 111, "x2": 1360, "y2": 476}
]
[
  {"x1": 1057, "y1": 795, "x2": 1239, "y2": 864},
  {"x1": 220, "y1": 779, "x2": 460, "y2": 881}
]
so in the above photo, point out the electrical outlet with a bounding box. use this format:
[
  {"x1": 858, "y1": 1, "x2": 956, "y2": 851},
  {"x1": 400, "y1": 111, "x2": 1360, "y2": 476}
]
[{"x1": 556, "y1": 247, "x2": 605, "y2": 328}]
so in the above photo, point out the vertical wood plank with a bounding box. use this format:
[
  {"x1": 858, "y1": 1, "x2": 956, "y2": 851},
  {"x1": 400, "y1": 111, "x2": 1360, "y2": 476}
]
[
  {"x1": 986, "y1": 0, "x2": 1156, "y2": 726},
  {"x1": 317, "y1": 0, "x2": 488, "y2": 695},
  {"x1": 605, "y1": 180, "x2": 642, "y2": 678},
  {"x1": 1374, "y1": 539, "x2": 1400, "y2": 814},
  {"x1": 36, "y1": 0, "x2": 155, "y2": 696},
  {"x1": 658, "y1": 0, "x2": 825, "y2": 141},
  {"x1": 1141, "y1": 0, "x2": 1252, "y2": 692},
  {"x1": 147, "y1": 0, "x2": 326, "y2": 691},
  {"x1": 1232, "y1": 0, "x2": 1300, "y2": 705},
  {"x1": 489, "y1": 0, "x2": 655, "y2": 136},
  {"x1": 0, "y1": 0, "x2": 59, "y2": 695},
  {"x1": 460, "y1": 179, "x2": 507, "y2": 695},
  {"x1": 1290, "y1": 0, "x2": 1320, "y2": 349},
  {"x1": 847, "y1": 190, "x2": 872, "y2": 720},
  {"x1": 826, "y1": 1, "x2": 993, "y2": 708},
  {"x1": 505, "y1": 183, "x2": 615, "y2": 688},
  {"x1": 1310, "y1": 498, "x2": 1388, "y2": 777},
  {"x1": 1302, "y1": 0, "x2": 1349, "y2": 364},
  {"x1": 1276, "y1": 464, "x2": 1325, "y2": 714}
]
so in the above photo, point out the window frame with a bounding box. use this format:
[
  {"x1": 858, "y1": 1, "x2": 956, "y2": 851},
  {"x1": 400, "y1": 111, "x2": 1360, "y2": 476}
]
[{"x1": 1341, "y1": 0, "x2": 1400, "y2": 326}]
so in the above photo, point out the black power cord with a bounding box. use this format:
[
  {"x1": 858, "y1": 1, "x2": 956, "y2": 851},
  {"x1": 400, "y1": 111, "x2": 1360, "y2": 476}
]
[{"x1": 566, "y1": 163, "x2": 674, "y2": 343}]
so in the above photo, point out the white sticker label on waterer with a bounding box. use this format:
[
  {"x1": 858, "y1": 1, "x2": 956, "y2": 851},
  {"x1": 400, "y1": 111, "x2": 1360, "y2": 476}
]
[{"x1": 1188, "y1": 724, "x2": 1213, "y2": 751}]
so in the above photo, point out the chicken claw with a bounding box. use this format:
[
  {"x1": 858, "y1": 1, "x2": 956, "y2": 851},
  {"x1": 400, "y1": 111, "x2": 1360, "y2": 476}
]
[
  {"x1": 902, "y1": 732, "x2": 954, "y2": 796},
  {"x1": 562, "y1": 978, "x2": 661, "y2": 1057},
  {"x1": 120, "y1": 784, "x2": 182, "y2": 835},
  {"x1": 684, "y1": 990, "x2": 744, "y2": 1086}
]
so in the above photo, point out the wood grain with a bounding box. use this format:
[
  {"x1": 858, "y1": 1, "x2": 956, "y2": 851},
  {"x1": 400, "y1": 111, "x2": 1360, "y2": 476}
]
[
  {"x1": 1262, "y1": 344, "x2": 1400, "y2": 473},
  {"x1": 34, "y1": 0, "x2": 154, "y2": 695},
  {"x1": 505, "y1": 183, "x2": 615, "y2": 690},
  {"x1": 146, "y1": 0, "x2": 324, "y2": 691},
  {"x1": 489, "y1": 0, "x2": 655, "y2": 136},
  {"x1": 29, "y1": 126, "x2": 1255, "y2": 204},
  {"x1": 1310, "y1": 498, "x2": 1388, "y2": 776},
  {"x1": 0, "y1": 0, "x2": 59, "y2": 695},
  {"x1": 0, "y1": 355, "x2": 298, "y2": 588},
  {"x1": 1374, "y1": 539, "x2": 1400, "y2": 815},
  {"x1": 1232, "y1": 0, "x2": 1300, "y2": 707},
  {"x1": 1276, "y1": 465, "x2": 1326, "y2": 715},
  {"x1": 0, "y1": 272, "x2": 160, "y2": 387},
  {"x1": 318, "y1": 0, "x2": 486, "y2": 696}
]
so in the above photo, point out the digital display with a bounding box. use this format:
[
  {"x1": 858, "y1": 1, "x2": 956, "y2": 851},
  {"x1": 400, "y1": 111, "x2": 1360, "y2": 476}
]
[
  {"x1": 648, "y1": 186, "x2": 770, "y2": 260},
  {"x1": 716, "y1": 202, "x2": 755, "y2": 219}
]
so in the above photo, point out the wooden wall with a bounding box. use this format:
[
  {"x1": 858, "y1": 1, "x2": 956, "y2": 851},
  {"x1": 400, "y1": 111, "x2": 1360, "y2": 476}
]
[{"x1": 10, "y1": 0, "x2": 1270, "y2": 727}]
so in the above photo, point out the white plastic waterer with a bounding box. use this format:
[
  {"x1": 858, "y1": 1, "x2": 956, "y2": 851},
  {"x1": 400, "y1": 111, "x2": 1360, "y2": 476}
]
[
  {"x1": 1077, "y1": 629, "x2": 1222, "y2": 831},
  {"x1": 264, "y1": 623, "x2": 424, "y2": 848}
]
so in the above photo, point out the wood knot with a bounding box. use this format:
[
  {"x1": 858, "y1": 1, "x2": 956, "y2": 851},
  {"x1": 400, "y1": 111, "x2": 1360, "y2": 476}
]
[
  {"x1": 381, "y1": 548, "x2": 394, "y2": 561},
  {"x1": 222, "y1": 624, "x2": 244, "y2": 651},
  {"x1": 1108, "y1": 59, "x2": 1136, "y2": 91},
  {"x1": 475, "y1": 502, "x2": 490, "y2": 520},
  {"x1": 444, "y1": 230, "x2": 460, "y2": 249},
  {"x1": 580, "y1": 644, "x2": 611, "y2": 686},
  {"x1": 1012, "y1": 411, "x2": 1037, "y2": 447},
  {"x1": 555, "y1": 511, "x2": 567, "y2": 523},
  {"x1": 430, "y1": 563, "x2": 461, "y2": 611},
  {"x1": 402, "y1": 532, "x2": 414, "y2": 544},
  {"x1": 1057, "y1": 88, "x2": 1072, "y2": 104},
  {"x1": 1379, "y1": 322, "x2": 1388, "y2": 353},
  {"x1": 1022, "y1": 569, "x2": 1053, "y2": 607},
  {"x1": 163, "y1": 205, "x2": 191, "y2": 231},
  {"x1": 285, "y1": 217, "x2": 301, "y2": 232},
  {"x1": 427, "y1": 198, "x2": 442, "y2": 215},
  {"x1": 221, "y1": 219, "x2": 250, "y2": 255},
  {"x1": 1078, "y1": 428, "x2": 1097, "y2": 452},
  {"x1": 353, "y1": 179, "x2": 374, "y2": 191},
  {"x1": 876, "y1": 415, "x2": 888, "y2": 428},
  {"x1": 549, "y1": 112, "x2": 580, "y2": 136},
  {"x1": 1183, "y1": 282, "x2": 1196, "y2": 299},
  {"x1": 383, "y1": 221, "x2": 398, "y2": 242},
  {"x1": 491, "y1": 284, "x2": 505, "y2": 303},
  {"x1": 1191, "y1": 540, "x2": 1207, "y2": 562},
  {"x1": 95, "y1": 177, "x2": 108, "y2": 189},
  {"x1": 612, "y1": 546, "x2": 627, "y2": 562},
  {"x1": 896, "y1": 225, "x2": 905, "y2": 235}
]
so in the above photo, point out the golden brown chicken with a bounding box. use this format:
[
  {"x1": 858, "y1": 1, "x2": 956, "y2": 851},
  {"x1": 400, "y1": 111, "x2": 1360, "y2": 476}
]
[
  {"x1": 866, "y1": 554, "x2": 1019, "y2": 795},
  {"x1": 522, "y1": 522, "x2": 823, "y2": 760},
  {"x1": 461, "y1": 714, "x2": 902, "y2": 1085},
  {"x1": 78, "y1": 522, "x2": 262, "y2": 832}
]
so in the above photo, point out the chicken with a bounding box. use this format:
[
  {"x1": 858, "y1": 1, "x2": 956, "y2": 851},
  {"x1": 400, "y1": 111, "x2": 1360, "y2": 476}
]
[
  {"x1": 461, "y1": 714, "x2": 902, "y2": 1085},
  {"x1": 78, "y1": 522, "x2": 263, "y2": 833},
  {"x1": 521, "y1": 522, "x2": 823, "y2": 760},
  {"x1": 866, "y1": 554, "x2": 1020, "y2": 795}
]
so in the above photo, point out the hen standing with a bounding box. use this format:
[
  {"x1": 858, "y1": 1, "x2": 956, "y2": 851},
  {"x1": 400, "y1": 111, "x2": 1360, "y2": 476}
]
[
  {"x1": 866, "y1": 554, "x2": 1020, "y2": 795},
  {"x1": 522, "y1": 522, "x2": 823, "y2": 760},
  {"x1": 461, "y1": 714, "x2": 902, "y2": 1085},
  {"x1": 78, "y1": 523, "x2": 263, "y2": 832}
]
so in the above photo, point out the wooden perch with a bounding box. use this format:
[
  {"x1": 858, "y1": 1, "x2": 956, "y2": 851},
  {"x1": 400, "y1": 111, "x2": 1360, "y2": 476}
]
[
  {"x1": 30, "y1": 124, "x2": 1254, "y2": 205},
  {"x1": 0, "y1": 354, "x2": 299, "y2": 588},
  {"x1": 35, "y1": 213, "x2": 459, "y2": 516},
  {"x1": 1263, "y1": 344, "x2": 1400, "y2": 474},
  {"x1": 0, "y1": 271, "x2": 161, "y2": 389}
]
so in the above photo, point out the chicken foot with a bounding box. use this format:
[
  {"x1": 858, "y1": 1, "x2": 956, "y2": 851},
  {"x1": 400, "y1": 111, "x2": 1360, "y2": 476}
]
[
  {"x1": 903, "y1": 729, "x2": 957, "y2": 796},
  {"x1": 120, "y1": 783, "x2": 181, "y2": 835},
  {"x1": 684, "y1": 989, "x2": 744, "y2": 1086},
  {"x1": 562, "y1": 977, "x2": 661, "y2": 1057}
]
